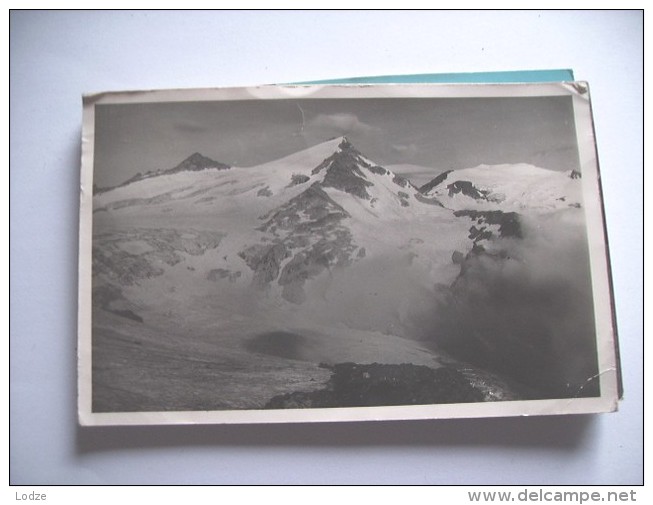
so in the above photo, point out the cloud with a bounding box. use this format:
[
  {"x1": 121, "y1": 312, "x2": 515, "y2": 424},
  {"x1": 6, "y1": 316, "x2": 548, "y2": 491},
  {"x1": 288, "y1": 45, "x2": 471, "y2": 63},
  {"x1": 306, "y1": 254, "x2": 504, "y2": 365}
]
[
  {"x1": 429, "y1": 211, "x2": 600, "y2": 399},
  {"x1": 391, "y1": 143, "x2": 419, "y2": 159},
  {"x1": 308, "y1": 113, "x2": 379, "y2": 136}
]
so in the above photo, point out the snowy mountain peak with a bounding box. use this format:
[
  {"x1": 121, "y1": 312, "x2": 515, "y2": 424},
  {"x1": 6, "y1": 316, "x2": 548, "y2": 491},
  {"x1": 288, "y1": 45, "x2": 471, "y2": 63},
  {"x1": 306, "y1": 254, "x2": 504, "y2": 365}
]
[
  {"x1": 338, "y1": 136, "x2": 352, "y2": 149},
  {"x1": 310, "y1": 138, "x2": 375, "y2": 199},
  {"x1": 95, "y1": 152, "x2": 230, "y2": 195},
  {"x1": 420, "y1": 163, "x2": 583, "y2": 213},
  {"x1": 166, "y1": 152, "x2": 230, "y2": 174}
]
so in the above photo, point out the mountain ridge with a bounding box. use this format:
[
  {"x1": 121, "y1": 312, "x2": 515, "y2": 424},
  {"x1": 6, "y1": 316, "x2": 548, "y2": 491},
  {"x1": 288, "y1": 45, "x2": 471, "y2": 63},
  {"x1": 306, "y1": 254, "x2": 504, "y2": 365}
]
[
  {"x1": 92, "y1": 138, "x2": 583, "y2": 306},
  {"x1": 94, "y1": 152, "x2": 230, "y2": 195},
  {"x1": 419, "y1": 162, "x2": 582, "y2": 212}
]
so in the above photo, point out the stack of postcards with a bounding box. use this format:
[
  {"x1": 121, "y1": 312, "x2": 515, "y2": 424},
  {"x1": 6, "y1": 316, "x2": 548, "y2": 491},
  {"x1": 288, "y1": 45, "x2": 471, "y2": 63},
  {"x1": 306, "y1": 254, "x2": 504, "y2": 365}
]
[{"x1": 77, "y1": 70, "x2": 622, "y2": 426}]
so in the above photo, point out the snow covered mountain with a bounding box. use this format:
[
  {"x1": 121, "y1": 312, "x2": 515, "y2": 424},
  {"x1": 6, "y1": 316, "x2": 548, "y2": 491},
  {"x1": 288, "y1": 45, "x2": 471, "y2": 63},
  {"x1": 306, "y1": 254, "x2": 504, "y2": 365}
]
[
  {"x1": 94, "y1": 152, "x2": 230, "y2": 195},
  {"x1": 419, "y1": 163, "x2": 583, "y2": 213},
  {"x1": 93, "y1": 137, "x2": 471, "y2": 309},
  {"x1": 91, "y1": 137, "x2": 596, "y2": 411},
  {"x1": 93, "y1": 137, "x2": 586, "y2": 318}
]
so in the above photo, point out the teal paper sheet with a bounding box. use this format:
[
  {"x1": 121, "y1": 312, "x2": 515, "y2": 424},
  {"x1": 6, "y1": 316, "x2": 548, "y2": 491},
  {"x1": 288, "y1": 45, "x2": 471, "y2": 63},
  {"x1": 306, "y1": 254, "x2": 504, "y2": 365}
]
[{"x1": 292, "y1": 69, "x2": 574, "y2": 85}]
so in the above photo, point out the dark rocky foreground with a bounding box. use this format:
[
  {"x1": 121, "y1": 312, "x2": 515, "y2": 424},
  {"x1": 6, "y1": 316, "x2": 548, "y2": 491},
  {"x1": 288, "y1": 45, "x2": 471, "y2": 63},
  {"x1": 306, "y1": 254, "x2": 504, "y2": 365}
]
[{"x1": 265, "y1": 362, "x2": 485, "y2": 409}]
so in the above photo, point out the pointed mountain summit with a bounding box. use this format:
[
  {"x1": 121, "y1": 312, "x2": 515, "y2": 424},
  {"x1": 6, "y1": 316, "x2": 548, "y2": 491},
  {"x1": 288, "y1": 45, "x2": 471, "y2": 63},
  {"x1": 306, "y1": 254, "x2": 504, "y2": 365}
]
[
  {"x1": 307, "y1": 136, "x2": 418, "y2": 200},
  {"x1": 311, "y1": 137, "x2": 374, "y2": 199},
  {"x1": 98, "y1": 152, "x2": 230, "y2": 195},
  {"x1": 163, "y1": 152, "x2": 230, "y2": 175}
]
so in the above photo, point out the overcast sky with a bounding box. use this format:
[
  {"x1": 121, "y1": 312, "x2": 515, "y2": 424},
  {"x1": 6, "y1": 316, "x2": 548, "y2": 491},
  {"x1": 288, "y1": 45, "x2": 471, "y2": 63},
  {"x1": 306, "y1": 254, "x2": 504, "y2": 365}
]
[{"x1": 94, "y1": 95, "x2": 580, "y2": 188}]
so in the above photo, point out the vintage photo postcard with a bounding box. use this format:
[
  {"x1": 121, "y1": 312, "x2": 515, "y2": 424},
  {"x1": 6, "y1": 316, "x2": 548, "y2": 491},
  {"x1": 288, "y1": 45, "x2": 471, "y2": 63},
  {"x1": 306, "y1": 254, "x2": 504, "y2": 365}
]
[{"x1": 78, "y1": 83, "x2": 621, "y2": 426}]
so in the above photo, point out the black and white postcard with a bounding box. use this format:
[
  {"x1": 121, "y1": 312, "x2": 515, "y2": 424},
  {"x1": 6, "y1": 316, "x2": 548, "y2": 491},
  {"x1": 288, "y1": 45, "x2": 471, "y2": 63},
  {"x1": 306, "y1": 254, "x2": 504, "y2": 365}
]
[{"x1": 78, "y1": 83, "x2": 621, "y2": 425}]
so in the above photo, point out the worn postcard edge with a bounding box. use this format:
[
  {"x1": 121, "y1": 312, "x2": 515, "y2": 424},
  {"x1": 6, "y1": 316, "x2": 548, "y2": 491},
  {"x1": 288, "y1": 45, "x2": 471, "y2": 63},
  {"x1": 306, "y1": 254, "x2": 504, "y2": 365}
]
[{"x1": 77, "y1": 83, "x2": 620, "y2": 426}]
